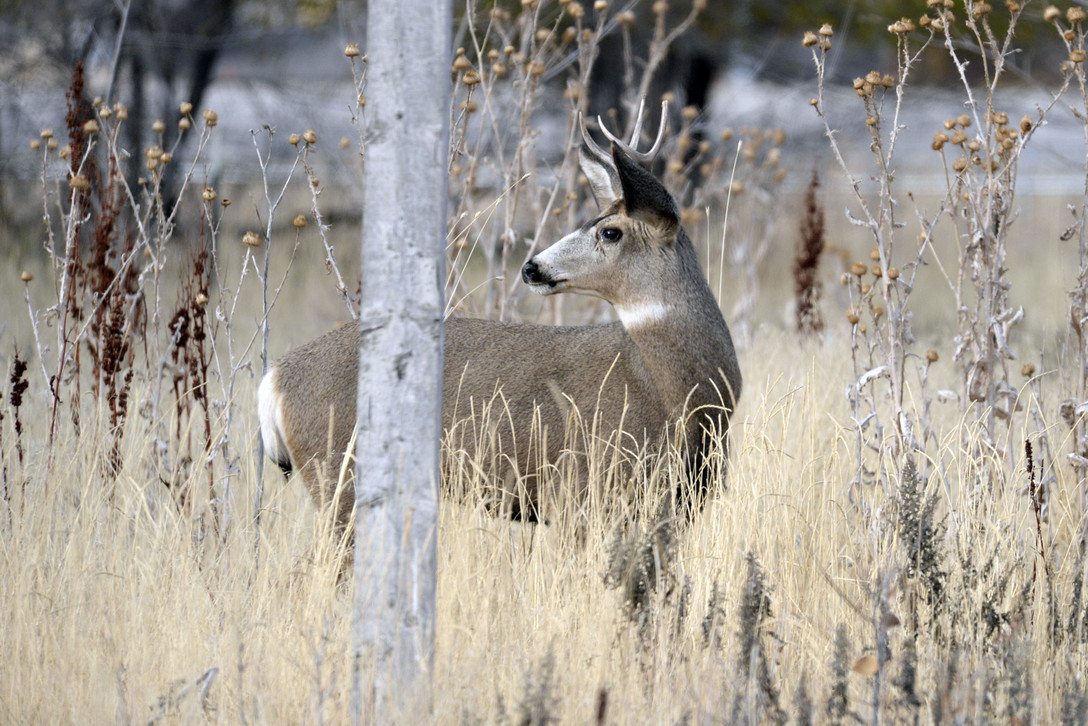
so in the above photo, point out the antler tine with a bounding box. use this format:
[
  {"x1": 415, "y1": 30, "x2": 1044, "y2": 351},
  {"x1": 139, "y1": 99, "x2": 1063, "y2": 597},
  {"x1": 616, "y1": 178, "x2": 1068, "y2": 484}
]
[
  {"x1": 578, "y1": 111, "x2": 611, "y2": 161},
  {"x1": 627, "y1": 99, "x2": 647, "y2": 147},
  {"x1": 596, "y1": 99, "x2": 670, "y2": 165}
]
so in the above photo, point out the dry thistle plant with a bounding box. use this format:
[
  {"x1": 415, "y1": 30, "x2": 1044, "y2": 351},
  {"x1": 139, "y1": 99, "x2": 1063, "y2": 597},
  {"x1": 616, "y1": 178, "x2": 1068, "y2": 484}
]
[{"x1": 806, "y1": 3, "x2": 1069, "y2": 496}]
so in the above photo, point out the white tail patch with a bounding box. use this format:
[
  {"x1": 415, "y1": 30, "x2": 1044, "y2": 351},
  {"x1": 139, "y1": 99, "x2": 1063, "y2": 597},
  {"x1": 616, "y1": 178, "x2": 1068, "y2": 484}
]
[
  {"x1": 615, "y1": 302, "x2": 670, "y2": 329},
  {"x1": 257, "y1": 368, "x2": 290, "y2": 469}
]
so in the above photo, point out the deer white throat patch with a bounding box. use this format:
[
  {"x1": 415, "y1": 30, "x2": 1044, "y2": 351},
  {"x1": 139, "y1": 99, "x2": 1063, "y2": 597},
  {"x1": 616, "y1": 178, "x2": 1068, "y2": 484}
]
[{"x1": 615, "y1": 302, "x2": 670, "y2": 329}]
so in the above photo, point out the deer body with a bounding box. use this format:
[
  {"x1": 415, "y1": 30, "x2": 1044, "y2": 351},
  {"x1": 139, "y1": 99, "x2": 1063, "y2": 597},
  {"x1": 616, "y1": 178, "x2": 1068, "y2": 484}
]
[{"x1": 258, "y1": 105, "x2": 741, "y2": 528}]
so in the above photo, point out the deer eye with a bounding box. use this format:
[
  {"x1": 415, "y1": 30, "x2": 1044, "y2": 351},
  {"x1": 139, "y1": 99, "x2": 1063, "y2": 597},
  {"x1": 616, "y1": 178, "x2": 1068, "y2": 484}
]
[{"x1": 599, "y1": 227, "x2": 623, "y2": 243}]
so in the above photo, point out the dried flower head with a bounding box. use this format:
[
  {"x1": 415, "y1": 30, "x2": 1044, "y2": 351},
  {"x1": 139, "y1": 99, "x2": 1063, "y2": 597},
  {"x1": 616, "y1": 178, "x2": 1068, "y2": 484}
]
[
  {"x1": 344, "y1": 43, "x2": 361, "y2": 57},
  {"x1": 925, "y1": 349, "x2": 939, "y2": 362},
  {"x1": 1069, "y1": 6, "x2": 1087, "y2": 23},
  {"x1": 289, "y1": 133, "x2": 301, "y2": 146},
  {"x1": 152, "y1": 119, "x2": 165, "y2": 133},
  {"x1": 293, "y1": 214, "x2": 307, "y2": 228},
  {"x1": 1044, "y1": 5, "x2": 1060, "y2": 21},
  {"x1": 20, "y1": 270, "x2": 33, "y2": 283},
  {"x1": 802, "y1": 31, "x2": 819, "y2": 47},
  {"x1": 242, "y1": 231, "x2": 261, "y2": 248},
  {"x1": 83, "y1": 119, "x2": 100, "y2": 134},
  {"x1": 203, "y1": 109, "x2": 218, "y2": 126},
  {"x1": 180, "y1": 101, "x2": 193, "y2": 115},
  {"x1": 1022, "y1": 363, "x2": 1036, "y2": 377},
  {"x1": 303, "y1": 129, "x2": 317, "y2": 144},
  {"x1": 202, "y1": 187, "x2": 217, "y2": 201}
]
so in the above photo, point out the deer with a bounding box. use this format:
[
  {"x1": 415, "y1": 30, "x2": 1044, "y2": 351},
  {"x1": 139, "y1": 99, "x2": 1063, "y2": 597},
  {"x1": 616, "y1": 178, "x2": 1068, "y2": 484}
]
[{"x1": 257, "y1": 100, "x2": 741, "y2": 536}]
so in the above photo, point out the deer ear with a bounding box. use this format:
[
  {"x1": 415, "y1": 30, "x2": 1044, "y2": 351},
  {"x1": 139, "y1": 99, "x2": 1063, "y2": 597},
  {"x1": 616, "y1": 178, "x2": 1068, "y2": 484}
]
[
  {"x1": 612, "y1": 143, "x2": 679, "y2": 231},
  {"x1": 578, "y1": 144, "x2": 622, "y2": 210}
]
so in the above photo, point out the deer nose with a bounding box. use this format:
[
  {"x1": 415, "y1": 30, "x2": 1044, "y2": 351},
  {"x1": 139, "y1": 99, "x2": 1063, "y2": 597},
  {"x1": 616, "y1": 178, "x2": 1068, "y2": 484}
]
[{"x1": 521, "y1": 259, "x2": 542, "y2": 284}]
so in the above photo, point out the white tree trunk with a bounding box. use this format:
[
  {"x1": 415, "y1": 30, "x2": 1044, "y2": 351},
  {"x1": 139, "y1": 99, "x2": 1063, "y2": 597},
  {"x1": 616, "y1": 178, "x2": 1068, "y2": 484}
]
[{"x1": 352, "y1": 0, "x2": 451, "y2": 721}]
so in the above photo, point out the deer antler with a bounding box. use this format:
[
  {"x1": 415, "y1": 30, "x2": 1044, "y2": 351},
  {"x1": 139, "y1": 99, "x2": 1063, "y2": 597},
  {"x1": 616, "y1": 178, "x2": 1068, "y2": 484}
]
[{"x1": 579, "y1": 99, "x2": 670, "y2": 165}]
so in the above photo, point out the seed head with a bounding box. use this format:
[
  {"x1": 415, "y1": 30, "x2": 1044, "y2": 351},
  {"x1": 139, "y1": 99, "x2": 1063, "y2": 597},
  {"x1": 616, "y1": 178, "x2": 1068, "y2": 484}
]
[
  {"x1": 802, "y1": 31, "x2": 819, "y2": 47},
  {"x1": 69, "y1": 174, "x2": 90, "y2": 190},
  {"x1": 729, "y1": 180, "x2": 744, "y2": 195},
  {"x1": 1022, "y1": 362, "x2": 1036, "y2": 377},
  {"x1": 594, "y1": 0, "x2": 608, "y2": 9},
  {"x1": 566, "y1": 1, "x2": 584, "y2": 19},
  {"x1": 29, "y1": 139, "x2": 41, "y2": 151},
  {"x1": 932, "y1": 131, "x2": 949, "y2": 150},
  {"x1": 888, "y1": 17, "x2": 915, "y2": 34},
  {"x1": 83, "y1": 119, "x2": 100, "y2": 134},
  {"x1": 652, "y1": 0, "x2": 669, "y2": 14},
  {"x1": 1071, "y1": 49, "x2": 1087, "y2": 63},
  {"x1": 887, "y1": 267, "x2": 899, "y2": 280},
  {"x1": 529, "y1": 60, "x2": 546, "y2": 77},
  {"x1": 616, "y1": 10, "x2": 636, "y2": 24},
  {"x1": 293, "y1": 214, "x2": 307, "y2": 228},
  {"x1": 1070, "y1": 6, "x2": 1087, "y2": 23},
  {"x1": 1044, "y1": 5, "x2": 1060, "y2": 21},
  {"x1": 195, "y1": 292, "x2": 209, "y2": 306},
  {"x1": 951, "y1": 129, "x2": 968, "y2": 145},
  {"x1": 202, "y1": 187, "x2": 217, "y2": 201},
  {"x1": 957, "y1": 113, "x2": 972, "y2": 127},
  {"x1": 953, "y1": 157, "x2": 968, "y2": 172},
  {"x1": 846, "y1": 309, "x2": 860, "y2": 325},
  {"x1": 145, "y1": 145, "x2": 163, "y2": 160},
  {"x1": 289, "y1": 133, "x2": 301, "y2": 146},
  {"x1": 180, "y1": 101, "x2": 193, "y2": 115},
  {"x1": 59, "y1": 145, "x2": 71, "y2": 159},
  {"x1": 992, "y1": 111, "x2": 1008, "y2": 125},
  {"x1": 872, "y1": 264, "x2": 883, "y2": 277},
  {"x1": 339, "y1": 137, "x2": 350, "y2": 149},
  {"x1": 40, "y1": 128, "x2": 54, "y2": 140},
  {"x1": 242, "y1": 231, "x2": 261, "y2": 248},
  {"x1": 1020, "y1": 115, "x2": 1033, "y2": 133},
  {"x1": 344, "y1": 43, "x2": 360, "y2": 57},
  {"x1": 925, "y1": 349, "x2": 939, "y2": 362},
  {"x1": 462, "y1": 70, "x2": 481, "y2": 85},
  {"x1": 203, "y1": 109, "x2": 218, "y2": 126},
  {"x1": 20, "y1": 270, "x2": 33, "y2": 282},
  {"x1": 152, "y1": 119, "x2": 165, "y2": 133},
  {"x1": 303, "y1": 129, "x2": 317, "y2": 144},
  {"x1": 47, "y1": 139, "x2": 57, "y2": 150},
  {"x1": 179, "y1": 118, "x2": 191, "y2": 131},
  {"x1": 220, "y1": 198, "x2": 231, "y2": 208},
  {"x1": 971, "y1": 2, "x2": 992, "y2": 18},
  {"x1": 850, "y1": 261, "x2": 868, "y2": 277},
  {"x1": 819, "y1": 23, "x2": 834, "y2": 36}
]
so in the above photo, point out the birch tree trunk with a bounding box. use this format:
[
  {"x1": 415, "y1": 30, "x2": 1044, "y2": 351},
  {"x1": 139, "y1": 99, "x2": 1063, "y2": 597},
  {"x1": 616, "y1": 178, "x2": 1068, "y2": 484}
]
[{"x1": 352, "y1": 0, "x2": 451, "y2": 721}]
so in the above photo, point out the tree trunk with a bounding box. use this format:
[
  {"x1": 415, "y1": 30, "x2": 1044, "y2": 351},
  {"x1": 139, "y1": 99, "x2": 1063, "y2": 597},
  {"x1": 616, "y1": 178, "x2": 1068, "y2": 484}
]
[{"x1": 351, "y1": 0, "x2": 451, "y2": 721}]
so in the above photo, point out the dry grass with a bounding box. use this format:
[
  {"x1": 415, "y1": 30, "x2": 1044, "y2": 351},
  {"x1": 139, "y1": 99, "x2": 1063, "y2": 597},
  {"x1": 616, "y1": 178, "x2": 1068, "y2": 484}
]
[{"x1": 1, "y1": 324, "x2": 1083, "y2": 722}]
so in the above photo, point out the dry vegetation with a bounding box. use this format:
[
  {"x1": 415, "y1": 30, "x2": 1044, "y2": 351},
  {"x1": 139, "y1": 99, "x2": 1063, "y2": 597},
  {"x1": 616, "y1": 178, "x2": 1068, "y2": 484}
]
[{"x1": 4, "y1": 0, "x2": 1088, "y2": 722}]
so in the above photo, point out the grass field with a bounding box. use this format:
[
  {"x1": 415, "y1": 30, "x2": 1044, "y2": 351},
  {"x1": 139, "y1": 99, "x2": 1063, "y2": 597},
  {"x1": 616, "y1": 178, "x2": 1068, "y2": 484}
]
[{"x1": 5, "y1": 1, "x2": 1088, "y2": 723}]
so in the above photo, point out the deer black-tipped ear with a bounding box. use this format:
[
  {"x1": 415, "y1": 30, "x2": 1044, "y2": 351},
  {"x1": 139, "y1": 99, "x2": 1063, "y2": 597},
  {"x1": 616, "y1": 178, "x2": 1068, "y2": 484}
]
[
  {"x1": 578, "y1": 144, "x2": 622, "y2": 210},
  {"x1": 612, "y1": 143, "x2": 679, "y2": 230}
]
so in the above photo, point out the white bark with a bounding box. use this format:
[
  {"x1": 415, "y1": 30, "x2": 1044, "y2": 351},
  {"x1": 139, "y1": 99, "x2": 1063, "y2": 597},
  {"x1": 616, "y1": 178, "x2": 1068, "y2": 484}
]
[{"x1": 352, "y1": 0, "x2": 450, "y2": 721}]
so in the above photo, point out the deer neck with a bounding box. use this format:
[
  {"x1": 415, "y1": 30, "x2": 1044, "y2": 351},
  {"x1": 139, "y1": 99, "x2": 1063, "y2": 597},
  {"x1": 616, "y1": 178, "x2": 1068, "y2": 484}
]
[{"x1": 614, "y1": 245, "x2": 739, "y2": 418}]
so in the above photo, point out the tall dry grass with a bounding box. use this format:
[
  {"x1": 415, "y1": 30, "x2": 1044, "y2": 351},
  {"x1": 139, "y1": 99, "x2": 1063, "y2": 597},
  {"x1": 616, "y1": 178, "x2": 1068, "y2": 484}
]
[{"x1": 3, "y1": 0, "x2": 1088, "y2": 722}]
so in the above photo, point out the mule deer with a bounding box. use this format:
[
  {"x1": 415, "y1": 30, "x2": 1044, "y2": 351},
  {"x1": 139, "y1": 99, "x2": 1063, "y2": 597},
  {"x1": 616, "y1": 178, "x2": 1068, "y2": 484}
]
[{"x1": 258, "y1": 101, "x2": 741, "y2": 531}]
